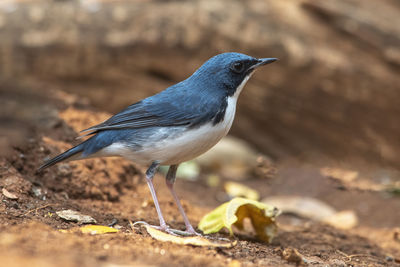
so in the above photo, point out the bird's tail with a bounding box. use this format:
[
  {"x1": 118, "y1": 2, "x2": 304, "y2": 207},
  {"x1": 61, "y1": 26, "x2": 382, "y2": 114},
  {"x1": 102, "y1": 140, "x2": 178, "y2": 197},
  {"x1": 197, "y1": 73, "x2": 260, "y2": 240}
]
[{"x1": 38, "y1": 142, "x2": 85, "y2": 171}]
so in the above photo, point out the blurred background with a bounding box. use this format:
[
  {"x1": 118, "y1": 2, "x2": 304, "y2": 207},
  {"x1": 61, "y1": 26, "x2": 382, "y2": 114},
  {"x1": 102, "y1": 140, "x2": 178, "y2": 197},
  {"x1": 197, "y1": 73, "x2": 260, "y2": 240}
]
[{"x1": 1, "y1": 0, "x2": 399, "y2": 168}]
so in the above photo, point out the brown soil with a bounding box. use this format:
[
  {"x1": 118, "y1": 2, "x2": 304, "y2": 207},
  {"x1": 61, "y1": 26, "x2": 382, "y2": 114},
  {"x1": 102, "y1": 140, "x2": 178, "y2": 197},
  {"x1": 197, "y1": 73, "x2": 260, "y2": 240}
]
[{"x1": 1, "y1": 98, "x2": 400, "y2": 267}]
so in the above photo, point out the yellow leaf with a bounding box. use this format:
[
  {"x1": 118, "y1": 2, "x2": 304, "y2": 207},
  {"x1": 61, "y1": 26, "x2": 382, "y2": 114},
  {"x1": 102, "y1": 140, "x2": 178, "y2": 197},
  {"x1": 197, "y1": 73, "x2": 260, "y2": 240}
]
[
  {"x1": 143, "y1": 225, "x2": 236, "y2": 248},
  {"x1": 198, "y1": 197, "x2": 279, "y2": 243},
  {"x1": 228, "y1": 260, "x2": 241, "y2": 267},
  {"x1": 59, "y1": 225, "x2": 119, "y2": 235}
]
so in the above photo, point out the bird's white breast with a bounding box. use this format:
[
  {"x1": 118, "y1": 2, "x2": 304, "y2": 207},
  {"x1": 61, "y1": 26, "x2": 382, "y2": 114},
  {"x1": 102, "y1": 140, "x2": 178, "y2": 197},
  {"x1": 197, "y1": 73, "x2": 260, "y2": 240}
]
[
  {"x1": 116, "y1": 97, "x2": 237, "y2": 165},
  {"x1": 100, "y1": 73, "x2": 252, "y2": 165}
]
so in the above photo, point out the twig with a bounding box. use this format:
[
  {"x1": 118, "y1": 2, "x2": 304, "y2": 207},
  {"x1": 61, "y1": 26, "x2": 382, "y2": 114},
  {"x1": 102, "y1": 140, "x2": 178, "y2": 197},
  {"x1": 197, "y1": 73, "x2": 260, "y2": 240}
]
[
  {"x1": 128, "y1": 219, "x2": 137, "y2": 231},
  {"x1": 24, "y1": 204, "x2": 53, "y2": 216},
  {"x1": 336, "y1": 250, "x2": 370, "y2": 262}
]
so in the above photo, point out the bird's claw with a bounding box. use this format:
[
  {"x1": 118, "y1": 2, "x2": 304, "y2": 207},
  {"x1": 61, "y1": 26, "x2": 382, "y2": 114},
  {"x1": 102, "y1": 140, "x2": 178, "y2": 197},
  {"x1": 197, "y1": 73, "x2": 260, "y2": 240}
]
[
  {"x1": 153, "y1": 225, "x2": 202, "y2": 237},
  {"x1": 166, "y1": 228, "x2": 202, "y2": 237},
  {"x1": 132, "y1": 221, "x2": 202, "y2": 237}
]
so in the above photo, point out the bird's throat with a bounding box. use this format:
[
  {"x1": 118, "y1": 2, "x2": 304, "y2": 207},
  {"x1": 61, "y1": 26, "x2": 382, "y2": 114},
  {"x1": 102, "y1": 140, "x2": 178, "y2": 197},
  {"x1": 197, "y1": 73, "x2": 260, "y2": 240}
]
[{"x1": 233, "y1": 73, "x2": 253, "y2": 99}]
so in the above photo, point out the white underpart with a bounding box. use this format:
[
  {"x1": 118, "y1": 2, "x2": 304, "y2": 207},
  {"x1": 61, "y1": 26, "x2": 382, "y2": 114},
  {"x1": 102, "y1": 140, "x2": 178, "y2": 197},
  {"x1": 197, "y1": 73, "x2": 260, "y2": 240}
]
[{"x1": 100, "y1": 73, "x2": 253, "y2": 165}]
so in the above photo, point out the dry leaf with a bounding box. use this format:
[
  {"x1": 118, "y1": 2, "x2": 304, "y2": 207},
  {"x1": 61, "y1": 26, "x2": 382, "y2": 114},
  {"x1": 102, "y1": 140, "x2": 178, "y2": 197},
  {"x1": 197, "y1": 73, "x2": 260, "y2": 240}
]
[
  {"x1": 320, "y1": 167, "x2": 384, "y2": 192},
  {"x1": 263, "y1": 196, "x2": 358, "y2": 229},
  {"x1": 224, "y1": 182, "x2": 260, "y2": 200},
  {"x1": 56, "y1": 209, "x2": 96, "y2": 224},
  {"x1": 228, "y1": 260, "x2": 241, "y2": 267},
  {"x1": 2, "y1": 188, "x2": 18, "y2": 200},
  {"x1": 198, "y1": 197, "x2": 279, "y2": 243},
  {"x1": 322, "y1": 210, "x2": 358, "y2": 230},
  {"x1": 142, "y1": 225, "x2": 235, "y2": 247},
  {"x1": 60, "y1": 225, "x2": 119, "y2": 235},
  {"x1": 262, "y1": 196, "x2": 336, "y2": 221},
  {"x1": 320, "y1": 167, "x2": 358, "y2": 183}
]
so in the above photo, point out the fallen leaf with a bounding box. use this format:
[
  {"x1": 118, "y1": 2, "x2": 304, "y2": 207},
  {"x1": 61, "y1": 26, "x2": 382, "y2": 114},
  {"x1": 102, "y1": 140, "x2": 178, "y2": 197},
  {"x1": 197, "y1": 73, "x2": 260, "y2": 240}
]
[
  {"x1": 228, "y1": 260, "x2": 241, "y2": 267},
  {"x1": 224, "y1": 182, "x2": 260, "y2": 200},
  {"x1": 56, "y1": 209, "x2": 96, "y2": 224},
  {"x1": 142, "y1": 225, "x2": 235, "y2": 247},
  {"x1": 2, "y1": 188, "x2": 18, "y2": 200},
  {"x1": 198, "y1": 197, "x2": 279, "y2": 243},
  {"x1": 262, "y1": 196, "x2": 336, "y2": 221},
  {"x1": 321, "y1": 167, "x2": 386, "y2": 192},
  {"x1": 79, "y1": 225, "x2": 119, "y2": 234},
  {"x1": 263, "y1": 196, "x2": 358, "y2": 229},
  {"x1": 60, "y1": 225, "x2": 119, "y2": 235},
  {"x1": 320, "y1": 167, "x2": 359, "y2": 183},
  {"x1": 322, "y1": 210, "x2": 358, "y2": 230}
]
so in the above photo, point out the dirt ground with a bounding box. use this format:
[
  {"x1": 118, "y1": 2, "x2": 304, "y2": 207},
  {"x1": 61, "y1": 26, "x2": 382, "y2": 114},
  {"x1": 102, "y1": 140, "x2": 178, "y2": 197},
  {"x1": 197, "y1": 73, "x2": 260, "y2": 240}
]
[{"x1": 1, "y1": 93, "x2": 400, "y2": 267}]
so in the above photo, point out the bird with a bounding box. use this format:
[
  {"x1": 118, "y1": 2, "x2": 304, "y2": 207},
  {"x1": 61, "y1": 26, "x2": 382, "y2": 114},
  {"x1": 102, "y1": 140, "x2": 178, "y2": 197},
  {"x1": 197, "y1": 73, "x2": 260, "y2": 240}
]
[{"x1": 38, "y1": 52, "x2": 277, "y2": 236}]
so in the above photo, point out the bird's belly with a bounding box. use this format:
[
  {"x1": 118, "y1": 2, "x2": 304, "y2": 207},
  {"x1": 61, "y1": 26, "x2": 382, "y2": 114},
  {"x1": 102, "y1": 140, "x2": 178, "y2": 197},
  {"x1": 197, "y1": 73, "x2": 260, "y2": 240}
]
[
  {"x1": 151, "y1": 123, "x2": 231, "y2": 165},
  {"x1": 101, "y1": 124, "x2": 231, "y2": 165},
  {"x1": 100, "y1": 97, "x2": 237, "y2": 165}
]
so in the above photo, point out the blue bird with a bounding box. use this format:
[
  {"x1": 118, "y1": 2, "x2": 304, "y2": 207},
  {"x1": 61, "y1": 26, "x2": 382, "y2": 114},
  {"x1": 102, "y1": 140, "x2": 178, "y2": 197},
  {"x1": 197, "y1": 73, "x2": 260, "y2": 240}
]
[{"x1": 39, "y1": 52, "x2": 277, "y2": 235}]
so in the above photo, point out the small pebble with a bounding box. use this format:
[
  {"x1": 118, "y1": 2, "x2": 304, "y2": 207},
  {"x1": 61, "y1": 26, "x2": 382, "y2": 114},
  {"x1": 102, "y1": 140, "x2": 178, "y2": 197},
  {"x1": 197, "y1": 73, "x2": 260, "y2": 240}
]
[
  {"x1": 385, "y1": 256, "x2": 394, "y2": 262},
  {"x1": 32, "y1": 186, "x2": 42, "y2": 198}
]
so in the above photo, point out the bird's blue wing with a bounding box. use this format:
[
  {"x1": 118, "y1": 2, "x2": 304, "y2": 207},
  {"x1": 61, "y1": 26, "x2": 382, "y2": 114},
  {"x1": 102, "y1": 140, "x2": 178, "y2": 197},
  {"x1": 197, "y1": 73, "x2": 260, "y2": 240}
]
[{"x1": 80, "y1": 82, "x2": 225, "y2": 136}]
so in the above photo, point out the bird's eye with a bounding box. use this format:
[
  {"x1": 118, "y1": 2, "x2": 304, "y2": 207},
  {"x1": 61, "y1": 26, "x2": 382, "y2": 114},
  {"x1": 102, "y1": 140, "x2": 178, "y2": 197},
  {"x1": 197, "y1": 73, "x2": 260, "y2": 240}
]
[{"x1": 230, "y1": 62, "x2": 245, "y2": 73}]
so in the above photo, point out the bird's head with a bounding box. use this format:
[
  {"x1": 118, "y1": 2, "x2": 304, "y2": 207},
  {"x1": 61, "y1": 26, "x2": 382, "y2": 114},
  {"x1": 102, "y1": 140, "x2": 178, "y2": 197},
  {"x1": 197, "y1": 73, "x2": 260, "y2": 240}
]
[{"x1": 190, "y1": 52, "x2": 277, "y2": 97}]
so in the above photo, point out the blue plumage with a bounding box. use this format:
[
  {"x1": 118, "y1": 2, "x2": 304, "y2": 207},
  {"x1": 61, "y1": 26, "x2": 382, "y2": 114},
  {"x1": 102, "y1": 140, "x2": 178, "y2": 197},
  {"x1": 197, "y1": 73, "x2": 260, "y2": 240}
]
[
  {"x1": 39, "y1": 52, "x2": 277, "y2": 169},
  {"x1": 80, "y1": 53, "x2": 259, "y2": 135}
]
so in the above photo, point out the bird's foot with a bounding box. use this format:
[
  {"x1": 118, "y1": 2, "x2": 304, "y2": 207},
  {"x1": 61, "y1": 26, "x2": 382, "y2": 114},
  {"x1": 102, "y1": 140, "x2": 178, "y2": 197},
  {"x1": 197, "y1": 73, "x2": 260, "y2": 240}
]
[
  {"x1": 152, "y1": 224, "x2": 202, "y2": 236},
  {"x1": 132, "y1": 221, "x2": 201, "y2": 236},
  {"x1": 179, "y1": 225, "x2": 202, "y2": 236},
  {"x1": 165, "y1": 227, "x2": 202, "y2": 237}
]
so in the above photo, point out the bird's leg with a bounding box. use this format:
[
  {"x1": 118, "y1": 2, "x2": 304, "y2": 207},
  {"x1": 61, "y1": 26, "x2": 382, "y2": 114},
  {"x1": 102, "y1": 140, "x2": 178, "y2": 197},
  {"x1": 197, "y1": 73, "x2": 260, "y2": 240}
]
[
  {"x1": 166, "y1": 164, "x2": 201, "y2": 236},
  {"x1": 144, "y1": 161, "x2": 169, "y2": 231}
]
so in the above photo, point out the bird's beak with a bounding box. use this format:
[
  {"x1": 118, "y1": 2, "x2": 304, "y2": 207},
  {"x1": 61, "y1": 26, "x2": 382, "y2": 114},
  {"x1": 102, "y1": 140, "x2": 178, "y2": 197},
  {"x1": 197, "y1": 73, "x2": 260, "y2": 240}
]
[{"x1": 249, "y1": 58, "x2": 278, "y2": 70}]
